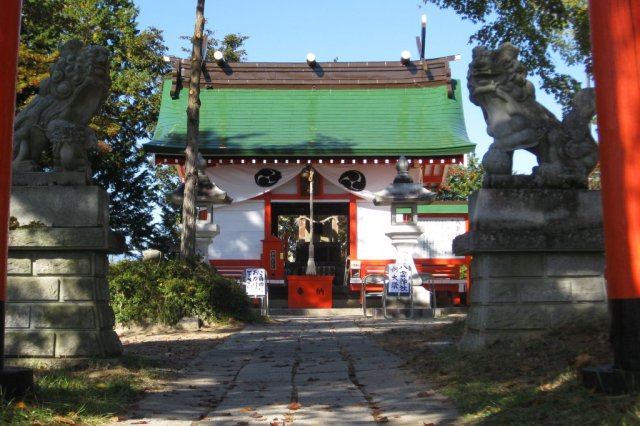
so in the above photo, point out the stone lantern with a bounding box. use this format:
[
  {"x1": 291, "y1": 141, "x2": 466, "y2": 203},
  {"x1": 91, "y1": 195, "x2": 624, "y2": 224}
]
[
  {"x1": 166, "y1": 155, "x2": 232, "y2": 260},
  {"x1": 373, "y1": 156, "x2": 435, "y2": 308}
]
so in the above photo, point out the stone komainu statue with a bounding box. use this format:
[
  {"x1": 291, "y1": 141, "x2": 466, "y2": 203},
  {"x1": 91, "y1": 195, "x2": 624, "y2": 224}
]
[
  {"x1": 13, "y1": 40, "x2": 110, "y2": 173},
  {"x1": 468, "y1": 43, "x2": 598, "y2": 189}
]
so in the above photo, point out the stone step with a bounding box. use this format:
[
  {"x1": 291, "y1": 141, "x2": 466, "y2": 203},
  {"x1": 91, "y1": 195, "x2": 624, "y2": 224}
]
[{"x1": 263, "y1": 306, "x2": 467, "y2": 318}]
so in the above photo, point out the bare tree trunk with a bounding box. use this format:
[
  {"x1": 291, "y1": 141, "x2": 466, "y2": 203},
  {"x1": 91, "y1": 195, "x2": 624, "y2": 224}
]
[{"x1": 181, "y1": 0, "x2": 206, "y2": 260}]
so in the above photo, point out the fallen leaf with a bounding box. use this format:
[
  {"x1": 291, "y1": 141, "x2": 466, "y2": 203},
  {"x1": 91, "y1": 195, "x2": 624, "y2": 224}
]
[
  {"x1": 574, "y1": 353, "x2": 593, "y2": 368},
  {"x1": 417, "y1": 390, "x2": 436, "y2": 397},
  {"x1": 287, "y1": 402, "x2": 302, "y2": 410},
  {"x1": 240, "y1": 407, "x2": 256, "y2": 412},
  {"x1": 14, "y1": 401, "x2": 27, "y2": 410},
  {"x1": 53, "y1": 416, "x2": 76, "y2": 425}
]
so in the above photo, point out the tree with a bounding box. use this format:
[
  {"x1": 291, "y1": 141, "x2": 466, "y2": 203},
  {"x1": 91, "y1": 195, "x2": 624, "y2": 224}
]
[
  {"x1": 210, "y1": 33, "x2": 249, "y2": 62},
  {"x1": 436, "y1": 154, "x2": 484, "y2": 201},
  {"x1": 17, "y1": 0, "x2": 171, "y2": 254},
  {"x1": 148, "y1": 165, "x2": 181, "y2": 255},
  {"x1": 424, "y1": 0, "x2": 591, "y2": 106},
  {"x1": 180, "y1": 30, "x2": 249, "y2": 62},
  {"x1": 181, "y1": 0, "x2": 206, "y2": 260}
]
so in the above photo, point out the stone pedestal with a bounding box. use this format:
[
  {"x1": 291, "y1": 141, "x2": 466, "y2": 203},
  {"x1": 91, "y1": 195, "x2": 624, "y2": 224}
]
[
  {"x1": 385, "y1": 223, "x2": 431, "y2": 308},
  {"x1": 453, "y1": 189, "x2": 607, "y2": 351},
  {"x1": 7, "y1": 173, "x2": 124, "y2": 359}
]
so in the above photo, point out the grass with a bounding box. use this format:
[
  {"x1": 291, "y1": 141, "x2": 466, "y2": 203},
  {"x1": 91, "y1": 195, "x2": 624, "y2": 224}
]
[
  {"x1": 373, "y1": 315, "x2": 640, "y2": 425},
  {"x1": 0, "y1": 357, "x2": 174, "y2": 425}
]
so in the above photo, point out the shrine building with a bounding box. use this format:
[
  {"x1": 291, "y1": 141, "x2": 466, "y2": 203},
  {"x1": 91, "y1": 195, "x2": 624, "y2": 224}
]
[{"x1": 143, "y1": 52, "x2": 475, "y2": 306}]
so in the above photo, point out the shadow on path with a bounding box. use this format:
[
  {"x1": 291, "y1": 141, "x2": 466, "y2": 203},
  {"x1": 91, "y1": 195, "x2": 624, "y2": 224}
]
[{"x1": 123, "y1": 316, "x2": 461, "y2": 425}]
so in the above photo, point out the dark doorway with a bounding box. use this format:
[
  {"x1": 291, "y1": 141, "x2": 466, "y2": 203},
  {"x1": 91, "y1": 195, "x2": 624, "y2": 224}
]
[{"x1": 271, "y1": 202, "x2": 349, "y2": 285}]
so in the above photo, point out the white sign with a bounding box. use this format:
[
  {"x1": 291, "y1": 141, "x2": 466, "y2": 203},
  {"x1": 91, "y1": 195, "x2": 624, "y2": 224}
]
[
  {"x1": 244, "y1": 268, "x2": 267, "y2": 297},
  {"x1": 387, "y1": 263, "x2": 411, "y2": 296}
]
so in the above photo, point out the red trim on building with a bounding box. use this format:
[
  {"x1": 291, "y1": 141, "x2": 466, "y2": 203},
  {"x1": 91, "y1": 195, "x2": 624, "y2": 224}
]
[
  {"x1": 349, "y1": 200, "x2": 358, "y2": 260},
  {"x1": 264, "y1": 197, "x2": 272, "y2": 240}
]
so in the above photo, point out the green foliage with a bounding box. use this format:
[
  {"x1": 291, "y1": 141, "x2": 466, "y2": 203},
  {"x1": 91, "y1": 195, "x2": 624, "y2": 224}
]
[
  {"x1": 425, "y1": 0, "x2": 591, "y2": 107},
  {"x1": 9, "y1": 216, "x2": 20, "y2": 230},
  {"x1": 8, "y1": 217, "x2": 47, "y2": 230},
  {"x1": 148, "y1": 165, "x2": 182, "y2": 255},
  {"x1": 108, "y1": 258, "x2": 254, "y2": 326},
  {"x1": 209, "y1": 33, "x2": 249, "y2": 63},
  {"x1": 437, "y1": 154, "x2": 485, "y2": 201},
  {"x1": 180, "y1": 29, "x2": 249, "y2": 63}
]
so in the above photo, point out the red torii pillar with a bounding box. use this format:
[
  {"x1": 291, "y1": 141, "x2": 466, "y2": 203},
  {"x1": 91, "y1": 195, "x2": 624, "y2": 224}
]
[
  {"x1": 589, "y1": 0, "x2": 640, "y2": 383},
  {"x1": 1, "y1": 0, "x2": 23, "y2": 361},
  {"x1": 0, "y1": 0, "x2": 33, "y2": 396}
]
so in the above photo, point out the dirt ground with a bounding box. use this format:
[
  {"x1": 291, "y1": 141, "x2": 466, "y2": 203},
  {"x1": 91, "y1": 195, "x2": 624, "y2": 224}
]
[{"x1": 116, "y1": 323, "x2": 244, "y2": 370}]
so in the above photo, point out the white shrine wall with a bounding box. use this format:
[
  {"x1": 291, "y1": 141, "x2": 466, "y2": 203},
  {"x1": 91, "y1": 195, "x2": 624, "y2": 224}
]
[{"x1": 209, "y1": 200, "x2": 265, "y2": 259}]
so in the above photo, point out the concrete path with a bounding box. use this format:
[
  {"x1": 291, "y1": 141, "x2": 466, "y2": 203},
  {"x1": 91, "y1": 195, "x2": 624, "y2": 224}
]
[{"x1": 124, "y1": 316, "x2": 461, "y2": 425}]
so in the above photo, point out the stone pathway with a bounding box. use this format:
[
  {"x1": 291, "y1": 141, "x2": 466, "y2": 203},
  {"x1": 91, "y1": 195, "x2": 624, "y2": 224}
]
[{"x1": 124, "y1": 316, "x2": 460, "y2": 425}]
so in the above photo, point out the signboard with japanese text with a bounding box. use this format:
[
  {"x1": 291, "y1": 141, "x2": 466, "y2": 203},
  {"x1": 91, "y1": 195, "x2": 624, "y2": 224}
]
[
  {"x1": 349, "y1": 260, "x2": 362, "y2": 284},
  {"x1": 244, "y1": 268, "x2": 267, "y2": 297},
  {"x1": 386, "y1": 263, "x2": 411, "y2": 297}
]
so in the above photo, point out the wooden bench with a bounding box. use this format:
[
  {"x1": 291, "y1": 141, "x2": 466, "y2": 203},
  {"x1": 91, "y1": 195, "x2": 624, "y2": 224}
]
[
  {"x1": 416, "y1": 261, "x2": 468, "y2": 306},
  {"x1": 350, "y1": 261, "x2": 468, "y2": 310},
  {"x1": 348, "y1": 264, "x2": 388, "y2": 316}
]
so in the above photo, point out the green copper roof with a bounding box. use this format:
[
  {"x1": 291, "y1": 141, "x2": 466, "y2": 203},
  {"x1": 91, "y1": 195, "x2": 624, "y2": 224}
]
[
  {"x1": 144, "y1": 79, "x2": 475, "y2": 157},
  {"x1": 417, "y1": 203, "x2": 468, "y2": 214}
]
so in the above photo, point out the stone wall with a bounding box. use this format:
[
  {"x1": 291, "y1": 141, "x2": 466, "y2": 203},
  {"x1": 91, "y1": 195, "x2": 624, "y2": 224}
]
[
  {"x1": 454, "y1": 189, "x2": 607, "y2": 351},
  {"x1": 7, "y1": 173, "x2": 124, "y2": 359}
]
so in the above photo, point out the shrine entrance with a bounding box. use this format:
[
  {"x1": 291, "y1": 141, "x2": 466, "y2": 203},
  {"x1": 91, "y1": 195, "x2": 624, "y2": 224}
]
[{"x1": 271, "y1": 202, "x2": 349, "y2": 286}]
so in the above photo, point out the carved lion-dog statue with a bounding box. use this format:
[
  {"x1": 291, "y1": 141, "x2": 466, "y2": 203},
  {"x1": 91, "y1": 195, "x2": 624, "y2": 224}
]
[
  {"x1": 13, "y1": 40, "x2": 110, "y2": 173},
  {"x1": 468, "y1": 43, "x2": 598, "y2": 188}
]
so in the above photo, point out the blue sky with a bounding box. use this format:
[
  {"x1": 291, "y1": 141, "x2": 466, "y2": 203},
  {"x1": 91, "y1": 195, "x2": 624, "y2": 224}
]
[{"x1": 133, "y1": 0, "x2": 587, "y2": 173}]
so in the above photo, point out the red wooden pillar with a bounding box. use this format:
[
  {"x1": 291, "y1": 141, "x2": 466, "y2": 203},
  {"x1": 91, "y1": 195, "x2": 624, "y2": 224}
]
[
  {"x1": 589, "y1": 1, "x2": 640, "y2": 371},
  {"x1": 0, "y1": 0, "x2": 33, "y2": 397},
  {"x1": 348, "y1": 198, "x2": 358, "y2": 259},
  {"x1": 0, "y1": 0, "x2": 23, "y2": 368}
]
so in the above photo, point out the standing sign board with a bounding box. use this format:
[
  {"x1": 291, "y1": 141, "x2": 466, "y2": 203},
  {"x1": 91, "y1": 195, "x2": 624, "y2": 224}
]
[
  {"x1": 244, "y1": 268, "x2": 267, "y2": 297},
  {"x1": 387, "y1": 263, "x2": 412, "y2": 296},
  {"x1": 243, "y1": 268, "x2": 268, "y2": 315},
  {"x1": 384, "y1": 263, "x2": 414, "y2": 319}
]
